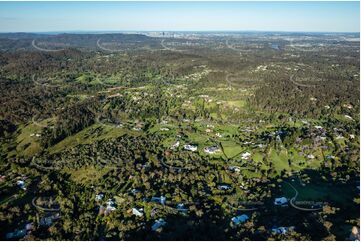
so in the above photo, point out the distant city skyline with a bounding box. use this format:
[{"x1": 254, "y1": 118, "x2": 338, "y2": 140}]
[{"x1": 0, "y1": 1, "x2": 359, "y2": 33}]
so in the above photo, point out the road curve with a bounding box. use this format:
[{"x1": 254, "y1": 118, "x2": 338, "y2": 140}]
[
  {"x1": 32, "y1": 39, "x2": 65, "y2": 52},
  {"x1": 227, "y1": 203, "x2": 259, "y2": 211},
  {"x1": 96, "y1": 38, "x2": 124, "y2": 52},
  {"x1": 160, "y1": 39, "x2": 184, "y2": 52},
  {"x1": 286, "y1": 182, "x2": 323, "y2": 212},
  {"x1": 32, "y1": 197, "x2": 61, "y2": 212},
  {"x1": 289, "y1": 73, "x2": 316, "y2": 88}
]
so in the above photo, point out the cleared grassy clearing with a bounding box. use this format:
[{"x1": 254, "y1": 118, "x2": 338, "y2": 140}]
[
  {"x1": 63, "y1": 166, "x2": 111, "y2": 185},
  {"x1": 48, "y1": 123, "x2": 137, "y2": 154}
]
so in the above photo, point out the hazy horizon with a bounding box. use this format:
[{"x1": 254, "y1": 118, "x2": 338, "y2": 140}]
[{"x1": 0, "y1": 1, "x2": 359, "y2": 33}]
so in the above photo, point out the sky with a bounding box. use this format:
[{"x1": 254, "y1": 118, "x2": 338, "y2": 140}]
[{"x1": 0, "y1": 1, "x2": 359, "y2": 33}]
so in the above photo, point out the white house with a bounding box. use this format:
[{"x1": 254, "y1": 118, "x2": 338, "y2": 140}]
[
  {"x1": 241, "y1": 152, "x2": 251, "y2": 160},
  {"x1": 16, "y1": 180, "x2": 26, "y2": 190},
  {"x1": 274, "y1": 197, "x2": 288, "y2": 206},
  {"x1": 171, "y1": 141, "x2": 180, "y2": 150},
  {"x1": 95, "y1": 193, "x2": 104, "y2": 201},
  {"x1": 106, "y1": 199, "x2": 117, "y2": 211},
  {"x1": 228, "y1": 166, "x2": 241, "y2": 173},
  {"x1": 132, "y1": 208, "x2": 144, "y2": 217},
  {"x1": 345, "y1": 115, "x2": 353, "y2": 120},
  {"x1": 307, "y1": 154, "x2": 315, "y2": 159},
  {"x1": 218, "y1": 184, "x2": 232, "y2": 190},
  {"x1": 184, "y1": 144, "x2": 197, "y2": 152},
  {"x1": 204, "y1": 146, "x2": 221, "y2": 154}
]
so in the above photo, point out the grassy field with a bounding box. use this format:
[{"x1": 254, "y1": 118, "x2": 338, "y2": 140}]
[
  {"x1": 16, "y1": 123, "x2": 43, "y2": 158},
  {"x1": 221, "y1": 140, "x2": 245, "y2": 158},
  {"x1": 281, "y1": 177, "x2": 357, "y2": 205},
  {"x1": 63, "y1": 166, "x2": 111, "y2": 185},
  {"x1": 48, "y1": 123, "x2": 134, "y2": 154}
]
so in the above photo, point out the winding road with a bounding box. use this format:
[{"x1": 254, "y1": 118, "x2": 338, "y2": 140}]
[
  {"x1": 32, "y1": 74, "x2": 60, "y2": 88},
  {"x1": 289, "y1": 73, "x2": 316, "y2": 88},
  {"x1": 160, "y1": 158, "x2": 192, "y2": 172},
  {"x1": 32, "y1": 197, "x2": 61, "y2": 212},
  {"x1": 227, "y1": 203, "x2": 259, "y2": 211},
  {"x1": 160, "y1": 39, "x2": 184, "y2": 52},
  {"x1": 32, "y1": 39, "x2": 65, "y2": 52},
  {"x1": 96, "y1": 38, "x2": 124, "y2": 52},
  {"x1": 286, "y1": 182, "x2": 323, "y2": 212}
]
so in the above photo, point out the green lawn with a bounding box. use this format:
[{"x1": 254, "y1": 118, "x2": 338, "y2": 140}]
[
  {"x1": 221, "y1": 140, "x2": 245, "y2": 158},
  {"x1": 48, "y1": 123, "x2": 134, "y2": 154}
]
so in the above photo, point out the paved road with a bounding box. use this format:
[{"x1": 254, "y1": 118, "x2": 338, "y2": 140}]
[
  {"x1": 97, "y1": 38, "x2": 124, "y2": 52},
  {"x1": 160, "y1": 158, "x2": 192, "y2": 172},
  {"x1": 32, "y1": 74, "x2": 60, "y2": 88},
  {"x1": 227, "y1": 203, "x2": 259, "y2": 211},
  {"x1": 32, "y1": 197, "x2": 61, "y2": 212},
  {"x1": 160, "y1": 39, "x2": 183, "y2": 52},
  {"x1": 286, "y1": 182, "x2": 323, "y2": 212},
  {"x1": 32, "y1": 39, "x2": 65, "y2": 52},
  {"x1": 289, "y1": 73, "x2": 316, "y2": 88}
]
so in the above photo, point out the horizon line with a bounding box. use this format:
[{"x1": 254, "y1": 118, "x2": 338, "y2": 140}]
[{"x1": 0, "y1": 30, "x2": 360, "y2": 34}]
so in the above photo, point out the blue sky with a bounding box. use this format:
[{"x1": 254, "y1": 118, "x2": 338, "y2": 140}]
[{"x1": 0, "y1": 1, "x2": 359, "y2": 32}]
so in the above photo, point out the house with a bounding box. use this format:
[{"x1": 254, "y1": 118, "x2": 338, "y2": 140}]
[
  {"x1": 215, "y1": 133, "x2": 223, "y2": 138},
  {"x1": 184, "y1": 144, "x2": 197, "y2": 152},
  {"x1": 272, "y1": 226, "x2": 295, "y2": 235},
  {"x1": 16, "y1": 180, "x2": 26, "y2": 190},
  {"x1": 241, "y1": 152, "x2": 251, "y2": 160},
  {"x1": 152, "y1": 218, "x2": 166, "y2": 231},
  {"x1": 151, "y1": 196, "x2": 166, "y2": 205},
  {"x1": 106, "y1": 199, "x2": 117, "y2": 212},
  {"x1": 0, "y1": 175, "x2": 5, "y2": 182},
  {"x1": 171, "y1": 141, "x2": 180, "y2": 150},
  {"x1": 39, "y1": 213, "x2": 60, "y2": 227},
  {"x1": 176, "y1": 203, "x2": 188, "y2": 212},
  {"x1": 307, "y1": 154, "x2": 315, "y2": 159},
  {"x1": 95, "y1": 193, "x2": 104, "y2": 201},
  {"x1": 6, "y1": 229, "x2": 27, "y2": 239},
  {"x1": 231, "y1": 214, "x2": 249, "y2": 225},
  {"x1": 228, "y1": 166, "x2": 241, "y2": 173},
  {"x1": 25, "y1": 223, "x2": 33, "y2": 231},
  {"x1": 274, "y1": 197, "x2": 288, "y2": 206},
  {"x1": 132, "y1": 208, "x2": 144, "y2": 217},
  {"x1": 204, "y1": 146, "x2": 221, "y2": 154},
  {"x1": 130, "y1": 188, "x2": 141, "y2": 194},
  {"x1": 218, "y1": 184, "x2": 232, "y2": 190},
  {"x1": 345, "y1": 115, "x2": 353, "y2": 120},
  {"x1": 160, "y1": 127, "x2": 169, "y2": 131}
]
